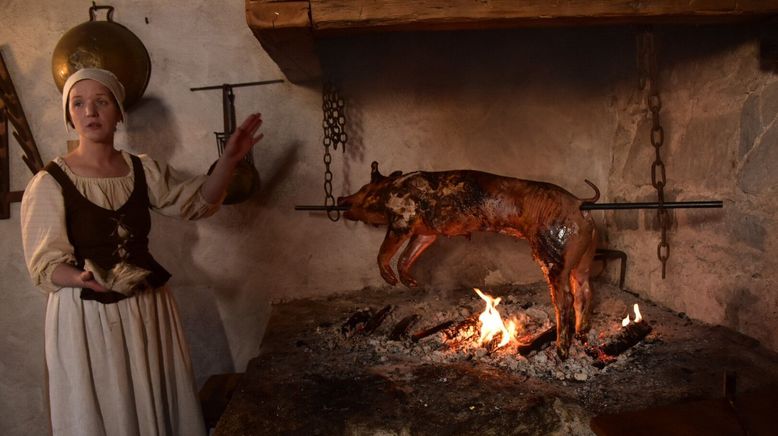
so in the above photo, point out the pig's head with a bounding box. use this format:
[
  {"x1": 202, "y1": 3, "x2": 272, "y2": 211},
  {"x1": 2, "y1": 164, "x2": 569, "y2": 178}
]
[{"x1": 337, "y1": 161, "x2": 403, "y2": 225}]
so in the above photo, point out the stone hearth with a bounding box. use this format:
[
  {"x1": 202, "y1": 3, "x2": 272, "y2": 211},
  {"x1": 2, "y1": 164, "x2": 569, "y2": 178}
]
[{"x1": 214, "y1": 281, "x2": 778, "y2": 435}]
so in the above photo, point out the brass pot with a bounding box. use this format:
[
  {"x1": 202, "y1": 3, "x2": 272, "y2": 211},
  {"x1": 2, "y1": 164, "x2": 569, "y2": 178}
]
[{"x1": 52, "y1": 5, "x2": 150, "y2": 108}]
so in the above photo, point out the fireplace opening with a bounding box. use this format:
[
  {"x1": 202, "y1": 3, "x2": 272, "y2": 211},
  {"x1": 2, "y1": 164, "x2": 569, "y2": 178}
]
[{"x1": 216, "y1": 15, "x2": 778, "y2": 436}]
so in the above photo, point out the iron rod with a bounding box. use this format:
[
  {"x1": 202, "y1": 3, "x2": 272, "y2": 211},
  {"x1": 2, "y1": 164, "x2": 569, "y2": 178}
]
[
  {"x1": 295, "y1": 201, "x2": 723, "y2": 212},
  {"x1": 190, "y1": 79, "x2": 284, "y2": 92},
  {"x1": 581, "y1": 200, "x2": 722, "y2": 210},
  {"x1": 295, "y1": 205, "x2": 350, "y2": 211}
]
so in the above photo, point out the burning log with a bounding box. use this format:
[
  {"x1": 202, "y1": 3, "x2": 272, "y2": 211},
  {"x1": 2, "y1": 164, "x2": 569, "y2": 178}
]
[
  {"x1": 444, "y1": 314, "x2": 479, "y2": 340},
  {"x1": 363, "y1": 305, "x2": 394, "y2": 335},
  {"x1": 411, "y1": 320, "x2": 454, "y2": 343},
  {"x1": 587, "y1": 304, "x2": 652, "y2": 365},
  {"x1": 596, "y1": 320, "x2": 653, "y2": 357},
  {"x1": 388, "y1": 314, "x2": 421, "y2": 341},
  {"x1": 516, "y1": 324, "x2": 557, "y2": 356},
  {"x1": 485, "y1": 332, "x2": 505, "y2": 354}
]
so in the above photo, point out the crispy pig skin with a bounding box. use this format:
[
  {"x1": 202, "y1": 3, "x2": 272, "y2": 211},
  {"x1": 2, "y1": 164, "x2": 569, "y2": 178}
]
[{"x1": 338, "y1": 162, "x2": 598, "y2": 359}]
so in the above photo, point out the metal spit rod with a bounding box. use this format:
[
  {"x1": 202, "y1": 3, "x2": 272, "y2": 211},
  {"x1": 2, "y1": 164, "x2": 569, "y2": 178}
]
[
  {"x1": 580, "y1": 200, "x2": 723, "y2": 210},
  {"x1": 295, "y1": 200, "x2": 723, "y2": 212},
  {"x1": 295, "y1": 205, "x2": 351, "y2": 211}
]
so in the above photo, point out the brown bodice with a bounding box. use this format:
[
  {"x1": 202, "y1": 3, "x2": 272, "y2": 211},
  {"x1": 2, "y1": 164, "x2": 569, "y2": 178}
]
[{"x1": 44, "y1": 154, "x2": 171, "y2": 292}]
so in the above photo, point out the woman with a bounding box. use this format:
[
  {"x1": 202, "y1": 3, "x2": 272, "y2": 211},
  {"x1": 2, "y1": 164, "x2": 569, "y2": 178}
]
[{"x1": 20, "y1": 68, "x2": 262, "y2": 435}]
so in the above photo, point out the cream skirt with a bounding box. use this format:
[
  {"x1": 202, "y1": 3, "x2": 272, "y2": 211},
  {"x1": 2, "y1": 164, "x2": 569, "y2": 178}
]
[{"x1": 45, "y1": 286, "x2": 205, "y2": 436}]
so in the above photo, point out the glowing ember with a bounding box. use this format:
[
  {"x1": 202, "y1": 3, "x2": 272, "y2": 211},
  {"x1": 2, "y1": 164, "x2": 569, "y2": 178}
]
[
  {"x1": 473, "y1": 288, "x2": 517, "y2": 349},
  {"x1": 622, "y1": 303, "x2": 643, "y2": 326}
]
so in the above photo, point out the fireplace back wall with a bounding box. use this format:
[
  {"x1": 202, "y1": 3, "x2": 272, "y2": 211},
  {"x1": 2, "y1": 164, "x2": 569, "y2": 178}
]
[{"x1": 316, "y1": 27, "x2": 624, "y2": 291}]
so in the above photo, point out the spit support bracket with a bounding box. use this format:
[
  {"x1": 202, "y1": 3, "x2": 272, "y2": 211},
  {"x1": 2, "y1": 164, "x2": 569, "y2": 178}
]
[{"x1": 190, "y1": 79, "x2": 284, "y2": 155}]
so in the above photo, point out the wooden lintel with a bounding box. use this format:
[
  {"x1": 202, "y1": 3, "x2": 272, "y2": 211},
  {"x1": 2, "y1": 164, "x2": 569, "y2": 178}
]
[
  {"x1": 247, "y1": 0, "x2": 778, "y2": 83},
  {"x1": 245, "y1": 0, "x2": 321, "y2": 84},
  {"x1": 310, "y1": 0, "x2": 778, "y2": 33}
]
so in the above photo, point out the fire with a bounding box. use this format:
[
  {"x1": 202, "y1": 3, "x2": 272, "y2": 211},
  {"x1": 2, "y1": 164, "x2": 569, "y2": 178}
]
[
  {"x1": 473, "y1": 288, "x2": 517, "y2": 349},
  {"x1": 621, "y1": 303, "x2": 642, "y2": 326}
]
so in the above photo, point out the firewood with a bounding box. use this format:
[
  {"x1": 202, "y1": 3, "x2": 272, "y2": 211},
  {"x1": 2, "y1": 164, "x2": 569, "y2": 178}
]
[
  {"x1": 444, "y1": 314, "x2": 479, "y2": 340},
  {"x1": 485, "y1": 332, "x2": 504, "y2": 354},
  {"x1": 363, "y1": 305, "x2": 394, "y2": 335},
  {"x1": 411, "y1": 320, "x2": 454, "y2": 342},
  {"x1": 389, "y1": 314, "x2": 421, "y2": 340},
  {"x1": 586, "y1": 321, "x2": 653, "y2": 364},
  {"x1": 516, "y1": 324, "x2": 557, "y2": 356},
  {"x1": 600, "y1": 320, "x2": 653, "y2": 356},
  {"x1": 341, "y1": 309, "x2": 373, "y2": 337}
]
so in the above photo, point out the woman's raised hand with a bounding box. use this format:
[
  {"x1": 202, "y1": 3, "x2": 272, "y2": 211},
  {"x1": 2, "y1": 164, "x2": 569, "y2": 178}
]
[{"x1": 223, "y1": 113, "x2": 264, "y2": 163}]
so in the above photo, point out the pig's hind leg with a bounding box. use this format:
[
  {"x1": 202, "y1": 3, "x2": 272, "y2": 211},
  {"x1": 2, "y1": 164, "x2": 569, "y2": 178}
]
[
  {"x1": 397, "y1": 234, "x2": 438, "y2": 287},
  {"x1": 571, "y1": 226, "x2": 597, "y2": 340}
]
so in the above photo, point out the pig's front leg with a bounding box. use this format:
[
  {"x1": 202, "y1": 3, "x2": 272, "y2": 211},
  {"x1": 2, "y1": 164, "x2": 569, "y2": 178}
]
[
  {"x1": 397, "y1": 234, "x2": 438, "y2": 287},
  {"x1": 377, "y1": 228, "x2": 411, "y2": 286}
]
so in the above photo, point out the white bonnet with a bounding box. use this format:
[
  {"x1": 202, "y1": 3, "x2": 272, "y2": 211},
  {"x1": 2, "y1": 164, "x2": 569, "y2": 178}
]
[{"x1": 62, "y1": 68, "x2": 127, "y2": 130}]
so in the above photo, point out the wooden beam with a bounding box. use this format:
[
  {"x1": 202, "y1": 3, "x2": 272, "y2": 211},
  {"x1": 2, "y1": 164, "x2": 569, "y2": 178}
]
[
  {"x1": 246, "y1": 0, "x2": 778, "y2": 83},
  {"x1": 310, "y1": 0, "x2": 778, "y2": 33},
  {"x1": 0, "y1": 106, "x2": 20, "y2": 219},
  {"x1": 245, "y1": 0, "x2": 321, "y2": 84},
  {"x1": 0, "y1": 50, "x2": 43, "y2": 174},
  {"x1": 1, "y1": 105, "x2": 9, "y2": 219}
]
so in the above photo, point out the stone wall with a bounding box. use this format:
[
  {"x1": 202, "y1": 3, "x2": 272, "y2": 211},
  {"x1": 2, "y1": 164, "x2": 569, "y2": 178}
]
[{"x1": 604, "y1": 26, "x2": 778, "y2": 352}]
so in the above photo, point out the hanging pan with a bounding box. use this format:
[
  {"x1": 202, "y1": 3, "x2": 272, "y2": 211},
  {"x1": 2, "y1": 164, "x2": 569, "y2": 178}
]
[{"x1": 52, "y1": 3, "x2": 150, "y2": 108}]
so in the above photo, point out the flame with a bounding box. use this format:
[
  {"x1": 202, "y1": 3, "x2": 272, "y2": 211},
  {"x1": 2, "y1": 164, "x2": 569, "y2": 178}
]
[
  {"x1": 473, "y1": 288, "x2": 516, "y2": 349},
  {"x1": 622, "y1": 303, "x2": 643, "y2": 326}
]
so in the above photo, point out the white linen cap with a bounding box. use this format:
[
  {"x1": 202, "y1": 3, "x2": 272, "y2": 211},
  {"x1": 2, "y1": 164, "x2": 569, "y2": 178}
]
[{"x1": 62, "y1": 68, "x2": 127, "y2": 130}]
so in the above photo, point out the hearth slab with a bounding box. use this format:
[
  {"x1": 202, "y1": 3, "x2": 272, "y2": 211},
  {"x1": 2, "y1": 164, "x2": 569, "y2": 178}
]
[{"x1": 215, "y1": 282, "x2": 778, "y2": 435}]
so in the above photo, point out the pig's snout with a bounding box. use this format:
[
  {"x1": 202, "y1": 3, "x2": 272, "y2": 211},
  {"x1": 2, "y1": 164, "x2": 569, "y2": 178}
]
[{"x1": 337, "y1": 195, "x2": 358, "y2": 220}]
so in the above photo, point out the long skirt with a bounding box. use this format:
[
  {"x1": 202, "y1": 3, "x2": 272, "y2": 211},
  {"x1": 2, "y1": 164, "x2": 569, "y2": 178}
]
[{"x1": 45, "y1": 286, "x2": 206, "y2": 436}]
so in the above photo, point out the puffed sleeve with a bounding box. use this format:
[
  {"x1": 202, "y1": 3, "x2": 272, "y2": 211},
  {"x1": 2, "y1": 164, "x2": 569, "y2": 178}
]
[
  {"x1": 20, "y1": 171, "x2": 76, "y2": 293},
  {"x1": 138, "y1": 153, "x2": 222, "y2": 220}
]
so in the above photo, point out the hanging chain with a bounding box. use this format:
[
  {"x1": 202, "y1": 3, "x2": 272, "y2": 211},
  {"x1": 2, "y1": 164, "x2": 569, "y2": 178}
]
[
  {"x1": 638, "y1": 30, "x2": 670, "y2": 278},
  {"x1": 322, "y1": 82, "x2": 348, "y2": 222}
]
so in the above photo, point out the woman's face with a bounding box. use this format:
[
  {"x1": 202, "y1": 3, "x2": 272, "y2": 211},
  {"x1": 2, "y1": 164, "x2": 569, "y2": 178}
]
[{"x1": 68, "y1": 79, "x2": 122, "y2": 143}]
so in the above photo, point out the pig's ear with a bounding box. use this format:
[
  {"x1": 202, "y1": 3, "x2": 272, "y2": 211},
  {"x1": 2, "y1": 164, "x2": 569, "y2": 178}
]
[
  {"x1": 389, "y1": 170, "x2": 403, "y2": 178},
  {"x1": 370, "y1": 161, "x2": 385, "y2": 183}
]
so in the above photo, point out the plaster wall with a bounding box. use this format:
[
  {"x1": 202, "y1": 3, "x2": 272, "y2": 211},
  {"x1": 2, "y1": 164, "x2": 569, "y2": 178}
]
[{"x1": 0, "y1": 1, "x2": 774, "y2": 434}]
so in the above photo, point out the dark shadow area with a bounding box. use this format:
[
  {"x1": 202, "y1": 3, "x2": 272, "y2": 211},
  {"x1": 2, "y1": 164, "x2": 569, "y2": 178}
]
[
  {"x1": 318, "y1": 26, "x2": 636, "y2": 99},
  {"x1": 255, "y1": 140, "x2": 300, "y2": 207},
  {"x1": 124, "y1": 96, "x2": 175, "y2": 163}
]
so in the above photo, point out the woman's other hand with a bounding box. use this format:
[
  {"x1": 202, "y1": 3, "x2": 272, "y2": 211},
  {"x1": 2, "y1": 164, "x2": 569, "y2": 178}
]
[
  {"x1": 79, "y1": 270, "x2": 110, "y2": 292},
  {"x1": 51, "y1": 263, "x2": 110, "y2": 292}
]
